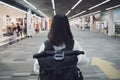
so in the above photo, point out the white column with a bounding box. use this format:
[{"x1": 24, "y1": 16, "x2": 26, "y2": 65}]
[
  {"x1": 46, "y1": 18, "x2": 49, "y2": 30},
  {"x1": 27, "y1": 9, "x2": 32, "y2": 37},
  {"x1": 108, "y1": 10, "x2": 115, "y2": 36},
  {"x1": 81, "y1": 17, "x2": 85, "y2": 29},
  {"x1": 42, "y1": 19, "x2": 45, "y2": 30},
  {"x1": 90, "y1": 15, "x2": 94, "y2": 31}
]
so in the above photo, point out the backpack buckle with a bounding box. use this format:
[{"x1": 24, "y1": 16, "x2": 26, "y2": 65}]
[{"x1": 54, "y1": 51, "x2": 64, "y2": 60}]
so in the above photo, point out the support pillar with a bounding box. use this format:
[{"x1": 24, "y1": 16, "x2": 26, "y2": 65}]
[
  {"x1": 27, "y1": 9, "x2": 32, "y2": 37},
  {"x1": 108, "y1": 10, "x2": 115, "y2": 36},
  {"x1": 90, "y1": 15, "x2": 94, "y2": 31}
]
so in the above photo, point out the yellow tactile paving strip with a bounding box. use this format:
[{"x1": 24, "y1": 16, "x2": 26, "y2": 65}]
[{"x1": 91, "y1": 57, "x2": 120, "y2": 79}]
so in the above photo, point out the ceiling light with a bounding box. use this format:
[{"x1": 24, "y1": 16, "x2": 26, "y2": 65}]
[
  {"x1": 38, "y1": 10, "x2": 49, "y2": 18},
  {"x1": 106, "y1": 7, "x2": 114, "y2": 10},
  {"x1": 65, "y1": 0, "x2": 82, "y2": 16},
  {"x1": 65, "y1": 10, "x2": 71, "y2": 15},
  {"x1": 51, "y1": 0, "x2": 56, "y2": 15},
  {"x1": 71, "y1": 0, "x2": 83, "y2": 10},
  {"x1": 89, "y1": 0, "x2": 110, "y2": 10},
  {"x1": 52, "y1": 0, "x2": 55, "y2": 10},
  {"x1": 23, "y1": 0, "x2": 48, "y2": 18},
  {"x1": 0, "y1": 1, "x2": 27, "y2": 13},
  {"x1": 114, "y1": 5, "x2": 120, "y2": 8},
  {"x1": 106, "y1": 4, "x2": 120, "y2": 10},
  {"x1": 23, "y1": 0, "x2": 37, "y2": 9},
  {"x1": 54, "y1": 10, "x2": 56, "y2": 15},
  {"x1": 69, "y1": 10, "x2": 86, "y2": 18},
  {"x1": 82, "y1": 10, "x2": 101, "y2": 17},
  {"x1": 89, "y1": 10, "x2": 101, "y2": 15}
]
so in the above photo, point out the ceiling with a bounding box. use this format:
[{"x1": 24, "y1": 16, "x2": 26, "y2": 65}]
[{"x1": 0, "y1": 0, "x2": 120, "y2": 18}]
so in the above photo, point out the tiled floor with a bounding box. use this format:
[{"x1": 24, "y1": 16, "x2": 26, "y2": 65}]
[{"x1": 0, "y1": 28, "x2": 120, "y2": 80}]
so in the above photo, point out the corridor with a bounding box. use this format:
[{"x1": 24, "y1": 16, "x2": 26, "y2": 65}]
[{"x1": 0, "y1": 28, "x2": 120, "y2": 80}]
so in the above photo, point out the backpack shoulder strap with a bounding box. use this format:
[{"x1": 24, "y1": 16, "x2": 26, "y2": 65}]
[{"x1": 44, "y1": 40, "x2": 55, "y2": 51}]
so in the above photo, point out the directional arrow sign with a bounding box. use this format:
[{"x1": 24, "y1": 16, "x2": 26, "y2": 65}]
[{"x1": 91, "y1": 57, "x2": 120, "y2": 79}]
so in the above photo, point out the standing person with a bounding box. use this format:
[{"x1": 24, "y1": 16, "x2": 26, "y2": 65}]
[
  {"x1": 33, "y1": 14, "x2": 89, "y2": 77},
  {"x1": 16, "y1": 23, "x2": 22, "y2": 37},
  {"x1": 23, "y1": 24, "x2": 27, "y2": 37}
]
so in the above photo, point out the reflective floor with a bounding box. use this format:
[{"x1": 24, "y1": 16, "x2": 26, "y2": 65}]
[{"x1": 0, "y1": 27, "x2": 120, "y2": 80}]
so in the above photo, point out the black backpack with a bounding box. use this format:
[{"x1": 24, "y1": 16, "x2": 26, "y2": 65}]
[{"x1": 33, "y1": 40, "x2": 84, "y2": 80}]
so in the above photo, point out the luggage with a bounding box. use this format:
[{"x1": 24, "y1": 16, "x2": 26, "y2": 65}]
[{"x1": 33, "y1": 40, "x2": 84, "y2": 80}]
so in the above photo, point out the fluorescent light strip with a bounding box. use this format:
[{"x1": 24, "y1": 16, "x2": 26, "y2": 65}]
[
  {"x1": 106, "y1": 7, "x2": 114, "y2": 10},
  {"x1": 106, "y1": 4, "x2": 120, "y2": 10},
  {"x1": 51, "y1": 0, "x2": 56, "y2": 15},
  {"x1": 82, "y1": 10, "x2": 101, "y2": 17},
  {"x1": 89, "y1": 0, "x2": 110, "y2": 10},
  {"x1": 69, "y1": 10, "x2": 101, "y2": 19},
  {"x1": 23, "y1": 0, "x2": 49, "y2": 18},
  {"x1": 52, "y1": 0, "x2": 55, "y2": 10},
  {"x1": 65, "y1": 10, "x2": 71, "y2": 15},
  {"x1": 38, "y1": 10, "x2": 49, "y2": 18},
  {"x1": 0, "y1": 1, "x2": 27, "y2": 13},
  {"x1": 54, "y1": 10, "x2": 56, "y2": 15},
  {"x1": 89, "y1": 10, "x2": 101, "y2": 15},
  {"x1": 114, "y1": 5, "x2": 120, "y2": 8},
  {"x1": 66, "y1": 0, "x2": 83, "y2": 15},
  {"x1": 69, "y1": 10, "x2": 86, "y2": 19},
  {"x1": 73, "y1": 10, "x2": 86, "y2": 17},
  {"x1": 71, "y1": 0, "x2": 82, "y2": 10},
  {"x1": 23, "y1": 0, "x2": 37, "y2": 9}
]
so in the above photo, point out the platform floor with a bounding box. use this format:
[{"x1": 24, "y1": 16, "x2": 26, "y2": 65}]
[{"x1": 0, "y1": 28, "x2": 120, "y2": 80}]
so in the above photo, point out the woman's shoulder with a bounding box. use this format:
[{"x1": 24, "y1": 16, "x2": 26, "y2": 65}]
[
  {"x1": 74, "y1": 40, "x2": 80, "y2": 45},
  {"x1": 38, "y1": 43, "x2": 45, "y2": 53},
  {"x1": 73, "y1": 40, "x2": 83, "y2": 51}
]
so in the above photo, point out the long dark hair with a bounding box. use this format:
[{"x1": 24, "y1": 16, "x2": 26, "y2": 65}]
[{"x1": 48, "y1": 14, "x2": 73, "y2": 46}]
